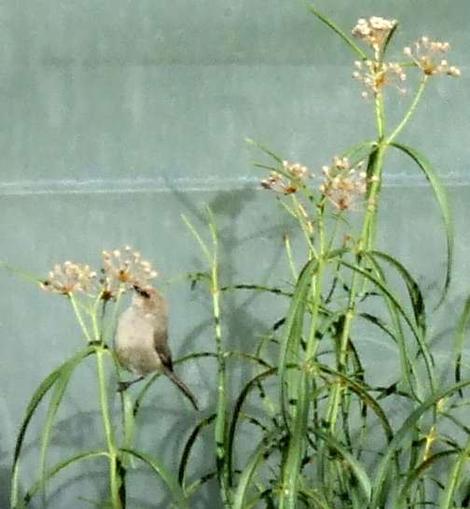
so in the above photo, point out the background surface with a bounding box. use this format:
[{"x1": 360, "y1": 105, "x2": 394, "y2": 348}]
[{"x1": 1, "y1": 1, "x2": 469, "y2": 507}]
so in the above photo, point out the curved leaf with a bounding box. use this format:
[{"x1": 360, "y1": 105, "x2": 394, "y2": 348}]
[
  {"x1": 391, "y1": 142, "x2": 453, "y2": 305},
  {"x1": 371, "y1": 378, "x2": 470, "y2": 507},
  {"x1": 368, "y1": 250, "x2": 426, "y2": 336},
  {"x1": 453, "y1": 297, "x2": 470, "y2": 395},
  {"x1": 178, "y1": 414, "x2": 216, "y2": 486},
  {"x1": 232, "y1": 433, "x2": 278, "y2": 509},
  {"x1": 120, "y1": 448, "x2": 188, "y2": 508},
  {"x1": 313, "y1": 430, "x2": 372, "y2": 502},
  {"x1": 11, "y1": 345, "x2": 95, "y2": 508},
  {"x1": 227, "y1": 368, "x2": 276, "y2": 484},
  {"x1": 306, "y1": 4, "x2": 367, "y2": 60},
  {"x1": 23, "y1": 450, "x2": 108, "y2": 506},
  {"x1": 39, "y1": 349, "x2": 94, "y2": 503},
  {"x1": 314, "y1": 363, "x2": 394, "y2": 442},
  {"x1": 397, "y1": 450, "x2": 457, "y2": 508},
  {"x1": 279, "y1": 259, "x2": 317, "y2": 427},
  {"x1": 340, "y1": 259, "x2": 435, "y2": 395}
]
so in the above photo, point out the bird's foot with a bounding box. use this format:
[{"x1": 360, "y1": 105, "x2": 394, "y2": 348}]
[
  {"x1": 117, "y1": 381, "x2": 132, "y2": 393},
  {"x1": 117, "y1": 376, "x2": 145, "y2": 393}
]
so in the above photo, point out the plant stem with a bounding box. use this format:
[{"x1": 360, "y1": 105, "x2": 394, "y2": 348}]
[
  {"x1": 70, "y1": 294, "x2": 92, "y2": 343},
  {"x1": 279, "y1": 206, "x2": 326, "y2": 509},
  {"x1": 387, "y1": 77, "x2": 428, "y2": 144},
  {"x1": 95, "y1": 346, "x2": 123, "y2": 509},
  {"x1": 207, "y1": 215, "x2": 231, "y2": 507},
  {"x1": 325, "y1": 91, "x2": 388, "y2": 432}
]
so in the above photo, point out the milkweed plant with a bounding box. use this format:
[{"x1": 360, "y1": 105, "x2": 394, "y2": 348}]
[{"x1": 7, "y1": 5, "x2": 469, "y2": 509}]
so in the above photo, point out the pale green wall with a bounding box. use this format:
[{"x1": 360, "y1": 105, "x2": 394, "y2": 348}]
[{"x1": 1, "y1": 1, "x2": 469, "y2": 507}]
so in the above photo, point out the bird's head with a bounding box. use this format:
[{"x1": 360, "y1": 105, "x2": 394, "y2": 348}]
[{"x1": 131, "y1": 285, "x2": 164, "y2": 313}]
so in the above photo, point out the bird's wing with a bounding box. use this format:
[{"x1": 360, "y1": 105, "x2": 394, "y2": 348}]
[{"x1": 153, "y1": 329, "x2": 173, "y2": 371}]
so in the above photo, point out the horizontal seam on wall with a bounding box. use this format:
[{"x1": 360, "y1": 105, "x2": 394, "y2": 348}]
[{"x1": 0, "y1": 175, "x2": 468, "y2": 196}]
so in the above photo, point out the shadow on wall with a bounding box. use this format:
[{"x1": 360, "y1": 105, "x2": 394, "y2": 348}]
[{"x1": 0, "y1": 457, "x2": 11, "y2": 509}]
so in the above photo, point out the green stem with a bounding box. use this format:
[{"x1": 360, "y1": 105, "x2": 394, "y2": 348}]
[
  {"x1": 387, "y1": 77, "x2": 428, "y2": 144},
  {"x1": 207, "y1": 214, "x2": 231, "y2": 507},
  {"x1": 325, "y1": 91, "x2": 388, "y2": 432},
  {"x1": 69, "y1": 294, "x2": 92, "y2": 343},
  {"x1": 375, "y1": 91, "x2": 386, "y2": 139},
  {"x1": 95, "y1": 346, "x2": 123, "y2": 509},
  {"x1": 279, "y1": 207, "x2": 326, "y2": 509},
  {"x1": 91, "y1": 295, "x2": 102, "y2": 343}
]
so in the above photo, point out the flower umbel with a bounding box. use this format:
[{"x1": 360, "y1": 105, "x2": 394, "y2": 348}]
[
  {"x1": 353, "y1": 60, "x2": 406, "y2": 98},
  {"x1": 352, "y1": 17, "x2": 397, "y2": 53},
  {"x1": 320, "y1": 157, "x2": 376, "y2": 211},
  {"x1": 261, "y1": 160, "x2": 310, "y2": 194},
  {"x1": 101, "y1": 246, "x2": 158, "y2": 299},
  {"x1": 41, "y1": 262, "x2": 97, "y2": 295},
  {"x1": 404, "y1": 37, "x2": 461, "y2": 77}
]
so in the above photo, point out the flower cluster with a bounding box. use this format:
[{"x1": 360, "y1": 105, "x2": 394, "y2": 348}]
[
  {"x1": 41, "y1": 246, "x2": 158, "y2": 299},
  {"x1": 319, "y1": 157, "x2": 377, "y2": 211},
  {"x1": 353, "y1": 60, "x2": 406, "y2": 98},
  {"x1": 261, "y1": 160, "x2": 310, "y2": 195},
  {"x1": 352, "y1": 17, "x2": 397, "y2": 53},
  {"x1": 41, "y1": 262, "x2": 97, "y2": 295},
  {"x1": 101, "y1": 247, "x2": 158, "y2": 299},
  {"x1": 404, "y1": 37, "x2": 461, "y2": 77}
]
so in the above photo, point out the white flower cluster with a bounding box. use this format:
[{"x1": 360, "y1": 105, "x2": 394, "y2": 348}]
[
  {"x1": 353, "y1": 60, "x2": 406, "y2": 98},
  {"x1": 404, "y1": 37, "x2": 461, "y2": 77},
  {"x1": 41, "y1": 246, "x2": 158, "y2": 299},
  {"x1": 42, "y1": 262, "x2": 97, "y2": 295},
  {"x1": 101, "y1": 247, "x2": 158, "y2": 299},
  {"x1": 319, "y1": 157, "x2": 378, "y2": 211},
  {"x1": 261, "y1": 160, "x2": 311, "y2": 195},
  {"x1": 352, "y1": 17, "x2": 397, "y2": 52}
]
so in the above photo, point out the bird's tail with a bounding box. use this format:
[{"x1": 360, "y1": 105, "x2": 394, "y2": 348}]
[{"x1": 164, "y1": 368, "x2": 199, "y2": 410}]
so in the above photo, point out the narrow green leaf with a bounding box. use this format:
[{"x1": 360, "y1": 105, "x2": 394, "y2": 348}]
[
  {"x1": 11, "y1": 346, "x2": 94, "y2": 508},
  {"x1": 178, "y1": 414, "x2": 216, "y2": 487},
  {"x1": 340, "y1": 259, "x2": 435, "y2": 395},
  {"x1": 391, "y1": 142, "x2": 453, "y2": 305},
  {"x1": 382, "y1": 22, "x2": 398, "y2": 55},
  {"x1": 120, "y1": 448, "x2": 188, "y2": 508},
  {"x1": 39, "y1": 349, "x2": 93, "y2": 504},
  {"x1": 306, "y1": 4, "x2": 367, "y2": 60},
  {"x1": 313, "y1": 430, "x2": 372, "y2": 501},
  {"x1": 371, "y1": 378, "x2": 470, "y2": 507},
  {"x1": 397, "y1": 450, "x2": 457, "y2": 508},
  {"x1": 232, "y1": 433, "x2": 277, "y2": 509},
  {"x1": 368, "y1": 250, "x2": 427, "y2": 335},
  {"x1": 227, "y1": 368, "x2": 276, "y2": 485},
  {"x1": 358, "y1": 312, "x2": 397, "y2": 344},
  {"x1": 441, "y1": 435, "x2": 470, "y2": 508},
  {"x1": 23, "y1": 450, "x2": 108, "y2": 506},
  {"x1": 279, "y1": 259, "x2": 317, "y2": 427},
  {"x1": 453, "y1": 297, "x2": 470, "y2": 395},
  {"x1": 245, "y1": 138, "x2": 284, "y2": 164},
  {"x1": 314, "y1": 363, "x2": 394, "y2": 442}
]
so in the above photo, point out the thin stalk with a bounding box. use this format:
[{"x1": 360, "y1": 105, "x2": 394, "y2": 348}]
[
  {"x1": 387, "y1": 77, "x2": 428, "y2": 144},
  {"x1": 91, "y1": 294, "x2": 102, "y2": 343},
  {"x1": 95, "y1": 346, "x2": 123, "y2": 509},
  {"x1": 375, "y1": 91, "x2": 386, "y2": 139},
  {"x1": 69, "y1": 294, "x2": 92, "y2": 343},
  {"x1": 206, "y1": 213, "x2": 231, "y2": 507},
  {"x1": 284, "y1": 233, "x2": 298, "y2": 280},
  {"x1": 279, "y1": 206, "x2": 326, "y2": 509},
  {"x1": 325, "y1": 90, "x2": 387, "y2": 432}
]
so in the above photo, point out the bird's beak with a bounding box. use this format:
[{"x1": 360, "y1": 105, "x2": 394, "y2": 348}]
[{"x1": 133, "y1": 285, "x2": 151, "y2": 299}]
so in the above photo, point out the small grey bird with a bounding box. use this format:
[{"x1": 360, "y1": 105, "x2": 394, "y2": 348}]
[{"x1": 115, "y1": 285, "x2": 198, "y2": 410}]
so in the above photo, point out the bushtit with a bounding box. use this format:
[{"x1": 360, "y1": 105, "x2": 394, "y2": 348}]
[{"x1": 115, "y1": 285, "x2": 198, "y2": 410}]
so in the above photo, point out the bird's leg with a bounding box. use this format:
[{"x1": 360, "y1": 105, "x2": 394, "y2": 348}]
[{"x1": 117, "y1": 376, "x2": 145, "y2": 393}]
